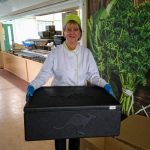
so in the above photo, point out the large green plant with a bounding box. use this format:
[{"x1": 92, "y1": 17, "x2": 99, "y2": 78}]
[
  {"x1": 88, "y1": 0, "x2": 150, "y2": 115},
  {"x1": 88, "y1": 0, "x2": 117, "y2": 77}
]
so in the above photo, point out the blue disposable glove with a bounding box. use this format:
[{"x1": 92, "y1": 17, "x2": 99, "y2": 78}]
[
  {"x1": 104, "y1": 84, "x2": 114, "y2": 97},
  {"x1": 26, "y1": 85, "x2": 35, "y2": 97}
]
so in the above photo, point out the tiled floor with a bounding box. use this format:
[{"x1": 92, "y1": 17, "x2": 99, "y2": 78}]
[{"x1": 0, "y1": 69, "x2": 55, "y2": 150}]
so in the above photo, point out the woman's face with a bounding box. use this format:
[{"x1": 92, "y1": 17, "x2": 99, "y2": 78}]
[{"x1": 64, "y1": 22, "x2": 81, "y2": 47}]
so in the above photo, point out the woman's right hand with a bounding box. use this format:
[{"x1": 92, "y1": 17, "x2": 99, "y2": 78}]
[
  {"x1": 26, "y1": 85, "x2": 35, "y2": 102},
  {"x1": 26, "y1": 85, "x2": 35, "y2": 97}
]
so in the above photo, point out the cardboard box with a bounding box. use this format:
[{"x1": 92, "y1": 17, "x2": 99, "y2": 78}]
[
  {"x1": 105, "y1": 115, "x2": 150, "y2": 150},
  {"x1": 105, "y1": 137, "x2": 137, "y2": 150},
  {"x1": 81, "y1": 137, "x2": 104, "y2": 150},
  {"x1": 46, "y1": 25, "x2": 55, "y2": 31}
]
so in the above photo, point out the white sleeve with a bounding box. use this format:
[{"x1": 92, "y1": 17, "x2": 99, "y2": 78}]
[
  {"x1": 30, "y1": 49, "x2": 55, "y2": 89},
  {"x1": 86, "y1": 50, "x2": 107, "y2": 87}
]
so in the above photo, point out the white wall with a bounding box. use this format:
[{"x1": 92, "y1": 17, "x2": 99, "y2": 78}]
[
  {"x1": 0, "y1": 0, "x2": 67, "y2": 20},
  {"x1": 13, "y1": 13, "x2": 63, "y2": 44},
  {"x1": 13, "y1": 17, "x2": 39, "y2": 44}
]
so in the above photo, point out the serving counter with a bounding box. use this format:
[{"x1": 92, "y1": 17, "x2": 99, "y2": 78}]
[
  {"x1": 0, "y1": 51, "x2": 3, "y2": 68},
  {"x1": 2, "y1": 51, "x2": 28, "y2": 81},
  {"x1": 1, "y1": 51, "x2": 53, "y2": 85}
]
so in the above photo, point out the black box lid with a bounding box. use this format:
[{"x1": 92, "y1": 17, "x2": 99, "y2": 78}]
[{"x1": 24, "y1": 86, "x2": 120, "y2": 112}]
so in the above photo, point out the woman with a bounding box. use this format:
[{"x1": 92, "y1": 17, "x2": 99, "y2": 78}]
[{"x1": 27, "y1": 13, "x2": 114, "y2": 150}]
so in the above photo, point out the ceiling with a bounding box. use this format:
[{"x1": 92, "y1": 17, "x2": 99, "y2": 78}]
[{"x1": 0, "y1": 0, "x2": 79, "y2": 21}]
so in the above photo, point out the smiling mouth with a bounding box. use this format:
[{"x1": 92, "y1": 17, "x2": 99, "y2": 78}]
[{"x1": 69, "y1": 36, "x2": 76, "y2": 38}]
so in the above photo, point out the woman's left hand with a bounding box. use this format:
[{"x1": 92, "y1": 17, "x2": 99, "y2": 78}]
[{"x1": 104, "y1": 84, "x2": 115, "y2": 97}]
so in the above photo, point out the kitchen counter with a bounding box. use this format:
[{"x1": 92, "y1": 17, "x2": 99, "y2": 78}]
[
  {"x1": 0, "y1": 51, "x2": 3, "y2": 68},
  {"x1": 14, "y1": 49, "x2": 50, "y2": 63},
  {"x1": 1, "y1": 51, "x2": 53, "y2": 85}
]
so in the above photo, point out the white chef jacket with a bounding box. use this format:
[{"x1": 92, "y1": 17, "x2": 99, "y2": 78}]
[{"x1": 31, "y1": 43, "x2": 107, "y2": 89}]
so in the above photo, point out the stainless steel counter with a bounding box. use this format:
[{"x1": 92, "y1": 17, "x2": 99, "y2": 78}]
[{"x1": 14, "y1": 49, "x2": 50, "y2": 63}]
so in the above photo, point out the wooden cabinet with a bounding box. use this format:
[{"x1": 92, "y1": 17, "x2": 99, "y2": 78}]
[
  {"x1": 2, "y1": 52, "x2": 28, "y2": 81},
  {"x1": 2, "y1": 52, "x2": 53, "y2": 85},
  {"x1": 26, "y1": 59, "x2": 43, "y2": 83},
  {"x1": 0, "y1": 51, "x2": 3, "y2": 68},
  {"x1": 26, "y1": 59, "x2": 53, "y2": 85}
]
